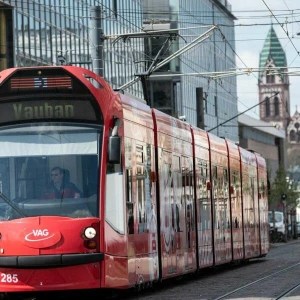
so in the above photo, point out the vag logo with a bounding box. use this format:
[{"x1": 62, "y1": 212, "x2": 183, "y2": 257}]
[
  {"x1": 32, "y1": 229, "x2": 49, "y2": 236},
  {"x1": 24, "y1": 228, "x2": 57, "y2": 242},
  {"x1": 24, "y1": 229, "x2": 56, "y2": 242},
  {"x1": 21, "y1": 227, "x2": 62, "y2": 248}
]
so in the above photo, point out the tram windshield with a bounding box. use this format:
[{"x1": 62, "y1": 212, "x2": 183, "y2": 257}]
[{"x1": 0, "y1": 123, "x2": 101, "y2": 221}]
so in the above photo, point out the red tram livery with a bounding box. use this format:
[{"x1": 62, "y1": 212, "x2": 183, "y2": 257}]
[{"x1": 0, "y1": 66, "x2": 269, "y2": 297}]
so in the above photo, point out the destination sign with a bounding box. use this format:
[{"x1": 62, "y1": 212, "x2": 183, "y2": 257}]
[{"x1": 0, "y1": 99, "x2": 102, "y2": 124}]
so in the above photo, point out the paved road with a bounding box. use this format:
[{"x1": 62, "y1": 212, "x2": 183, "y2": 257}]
[{"x1": 121, "y1": 239, "x2": 300, "y2": 300}]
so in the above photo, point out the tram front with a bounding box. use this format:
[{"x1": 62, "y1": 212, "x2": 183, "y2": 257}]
[{"x1": 0, "y1": 66, "x2": 114, "y2": 293}]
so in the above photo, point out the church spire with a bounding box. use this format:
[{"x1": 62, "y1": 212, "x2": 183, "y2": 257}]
[
  {"x1": 258, "y1": 25, "x2": 290, "y2": 133},
  {"x1": 259, "y1": 25, "x2": 287, "y2": 81}
]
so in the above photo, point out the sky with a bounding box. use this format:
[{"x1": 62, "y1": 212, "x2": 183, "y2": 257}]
[{"x1": 229, "y1": 0, "x2": 300, "y2": 119}]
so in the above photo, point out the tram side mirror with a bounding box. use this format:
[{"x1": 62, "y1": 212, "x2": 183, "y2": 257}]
[
  {"x1": 108, "y1": 118, "x2": 121, "y2": 164},
  {"x1": 108, "y1": 135, "x2": 121, "y2": 164}
]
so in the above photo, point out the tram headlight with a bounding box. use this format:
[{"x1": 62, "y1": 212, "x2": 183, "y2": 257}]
[{"x1": 84, "y1": 227, "x2": 97, "y2": 239}]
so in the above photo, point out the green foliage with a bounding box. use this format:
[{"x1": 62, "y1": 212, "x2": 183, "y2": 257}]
[{"x1": 269, "y1": 165, "x2": 299, "y2": 208}]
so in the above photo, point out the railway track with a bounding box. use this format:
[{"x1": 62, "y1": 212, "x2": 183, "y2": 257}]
[{"x1": 214, "y1": 262, "x2": 300, "y2": 299}]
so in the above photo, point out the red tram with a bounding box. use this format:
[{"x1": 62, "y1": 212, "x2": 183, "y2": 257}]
[{"x1": 0, "y1": 66, "x2": 269, "y2": 297}]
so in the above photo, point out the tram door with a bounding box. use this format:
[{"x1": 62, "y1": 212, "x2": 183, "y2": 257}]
[
  {"x1": 213, "y1": 165, "x2": 231, "y2": 264},
  {"x1": 159, "y1": 150, "x2": 177, "y2": 276},
  {"x1": 196, "y1": 159, "x2": 214, "y2": 268}
]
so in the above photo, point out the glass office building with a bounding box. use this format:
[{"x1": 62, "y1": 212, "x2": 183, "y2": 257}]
[
  {"x1": 0, "y1": 0, "x2": 238, "y2": 140},
  {"x1": 0, "y1": 0, "x2": 144, "y2": 97},
  {"x1": 143, "y1": 0, "x2": 238, "y2": 141}
]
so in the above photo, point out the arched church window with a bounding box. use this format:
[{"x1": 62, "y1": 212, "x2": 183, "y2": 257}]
[
  {"x1": 274, "y1": 97, "x2": 279, "y2": 116},
  {"x1": 265, "y1": 97, "x2": 270, "y2": 117},
  {"x1": 290, "y1": 130, "x2": 296, "y2": 142},
  {"x1": 295, "y1": 123, "x2": 300, "y2": 142},
  {"x1": 266, "y1": 71, "x2": 275, "y2": 84}
]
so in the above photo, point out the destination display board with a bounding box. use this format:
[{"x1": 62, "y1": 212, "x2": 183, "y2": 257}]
[{"x1": 0, "y1": 98, "x2": 103, "y2": 124}]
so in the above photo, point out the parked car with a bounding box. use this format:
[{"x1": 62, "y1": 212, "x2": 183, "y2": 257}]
[{"x1": 268, "y1": 211, "x2": 285, "y2": 235}]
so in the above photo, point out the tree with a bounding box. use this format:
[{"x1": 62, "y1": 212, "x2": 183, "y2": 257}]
[
  {"x1": 269, "y1": 165, "x2": 299, "y2": 209},
  {"x1": 269, "y1": 165, "x2": 299, "y2": 241}
]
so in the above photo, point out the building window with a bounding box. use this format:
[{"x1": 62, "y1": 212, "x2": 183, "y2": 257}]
[
  {"x1": 266, "y1": 70, "x2": 275, "y2": 84},
  {"x1": 274, "y1": 96, "x2": 279, "y2": 116},
  {"x1": 144, "y1": 36, "x2": 170, "y2": 72},
  {"x1": 214, "y1": 95, "x2": 218, "y2": 117},
  {"x1": 265, "y1": 97, "x2": 270, "y2": 117},
  {"x1": 196, "y1": 87, "x2": 204, "y2": 129},
  {"x1": 113, "y1": 0, "x2": 118, "y2": 18},
  {"x1": 295, "y1": 123, "x2": 300, "y2": 142},
  {"x1": 290, "y1": 130, "x2": 296, "y2": 142},
  {"x1": 150, "y1": 80, "x2": 174, "y2": 116}
]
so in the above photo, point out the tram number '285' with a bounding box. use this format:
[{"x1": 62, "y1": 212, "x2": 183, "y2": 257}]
[{"x1": 1, "y1": 273, "x2": 18, "y2": 283}]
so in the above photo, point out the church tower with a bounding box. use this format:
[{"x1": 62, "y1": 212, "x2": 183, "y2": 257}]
[{"x1": 258, "y1": 25, "x2": 290, "y2": 132}]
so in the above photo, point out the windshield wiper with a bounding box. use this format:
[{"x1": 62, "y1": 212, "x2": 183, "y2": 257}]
[{"x1": 0, "y1": 192, "x2": 27, "y2": 218}]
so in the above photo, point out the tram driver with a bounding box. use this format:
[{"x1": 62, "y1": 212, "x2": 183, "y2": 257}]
[{"x1": 43, "y1": 166, "x2": 82, "y2": 199}]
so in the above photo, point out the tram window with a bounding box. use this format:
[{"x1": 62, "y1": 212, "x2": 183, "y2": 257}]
[
  {"x1": 198, "y1": 160, "x2": 210, "y2": 230},
  {"x1": 232, "y1": 170, "x2": 240, "y2": 191},
  {"x1": 260, "y1": 180, "x2": 266, "y2": 198},
  {"x1": 212, "y1": 165, "x2": 217, "y2": 198},
  {"x1": 0, "y1": 124, "x2": 101, "y2": 220},
  {"x1": 172, "y1": 155, "x2": 181, "y2": 232},
  {"x1": 249, "y1": 177, "x2": 255, "y2": 227},
  {"x1": 125, "y1": 138, "x2": 133, "y2": 203},
  {"x1": 231, "y1": 170, "x2": 241, "y2": 229},
  {"x1": 126, "y1": 169, "x2": 134, "y2": 234},
  {"x1": 125, "y1": 138, "x2": 134, "y2": 234},
  {"x1": 212, "y1": 166, "x2": 217, "y2": 181},
  {"x1": 243, "y1": 174, "x2": 252, "y2": 228},
  {"x1": 137, "y1": 167, "x2": 146, "y2": 233},
  {"x1": 15, "y1": 157, "x2": 48, "y2": 199},
  {"x1": 212, "y1": 165, "x2": 219, "y2": 229},
  {"x1": 223, "y1": 168, "x2": 228, "y2": 181},
  {"x1": 136, "y1": 145, "x2": 146, "y2": 234},
  {"x1": 223, "y1": 168, "x2": 228, "y2": 194},
  {"x1": 173, "y1": 156, "x2": 180, "y2": 172},
  {"x1": 0, "y1": 158, "x2": 10, "y2": 196},
  {"x1": 127, "y1": 201, "x2": 134, "y2": 234},
  {"x1": 222, "y1": 168, "x2": 230, "y2": 228},
  {"x1": 126, "y1": 169, "x2": 133, "y2": 204}
]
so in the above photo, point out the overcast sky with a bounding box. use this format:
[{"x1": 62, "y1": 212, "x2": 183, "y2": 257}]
[{"x1": 229, "y1": 0, "x2": 300, "y2": 119}]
